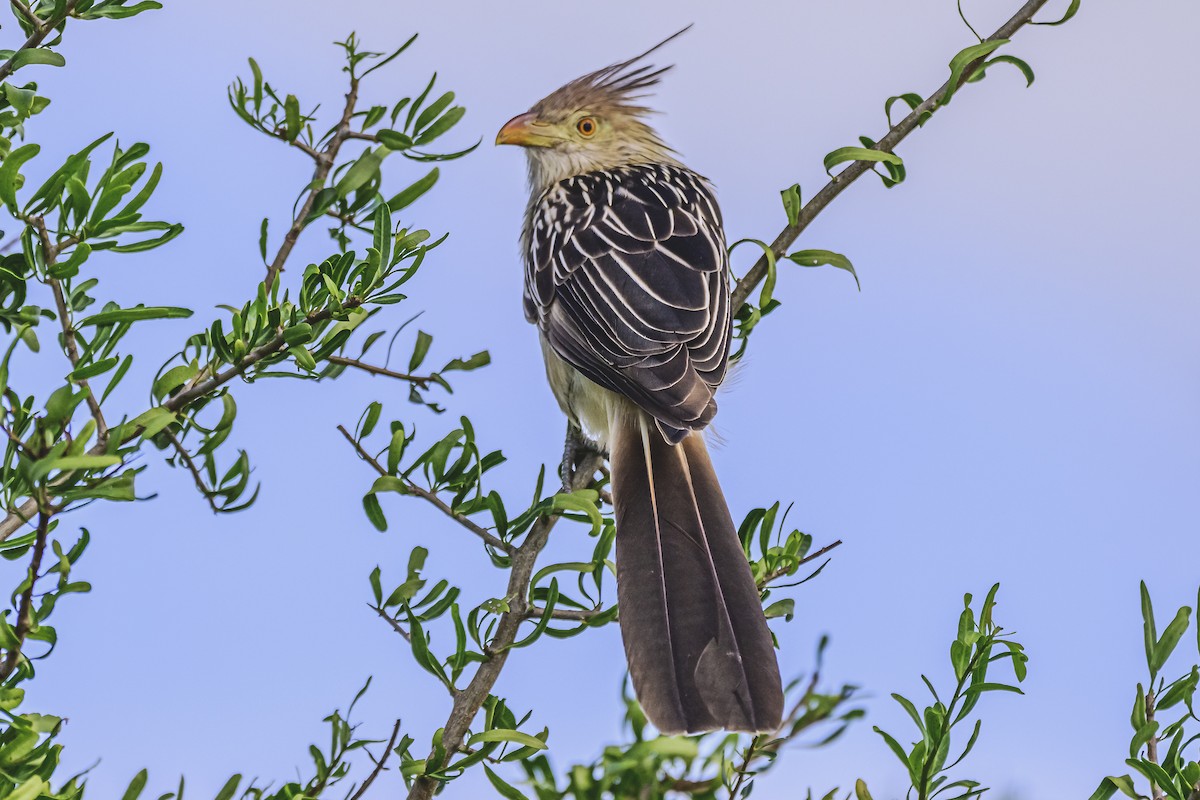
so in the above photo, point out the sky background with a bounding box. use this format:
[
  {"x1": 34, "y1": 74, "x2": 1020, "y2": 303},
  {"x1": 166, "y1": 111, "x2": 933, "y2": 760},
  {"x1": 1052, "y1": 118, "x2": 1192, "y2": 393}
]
[{"x1": 7, "y1": 1, "x2": 1200, "y2": 798}]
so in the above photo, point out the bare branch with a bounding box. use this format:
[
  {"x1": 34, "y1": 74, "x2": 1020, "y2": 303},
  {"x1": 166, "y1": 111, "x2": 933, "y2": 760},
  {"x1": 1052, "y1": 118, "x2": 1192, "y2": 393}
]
[
  {"x1": 759, "y1": 539, "x2": 843, "y2": 588},
  {"x1": 164, "y1": 429, "x2": 220, "y2": 514},
  {"x1": 336, "y1": 424, "x2": 512, "y2": 553},
  {"x1": 371, "y1": 603, "x2": 412, "y2": 643},
  {"x1": 731, "y1": 0, "x2": 1051, "y2": 310},
  {"x1": 327, "y1": 355, "x2": 433, "y2": 387},
  {"x1": 0, "y1": 508, "x2": 50, "y2": 680},
  {"x1": 348, "y1": 719, "x2": 404, "y2": 800}
]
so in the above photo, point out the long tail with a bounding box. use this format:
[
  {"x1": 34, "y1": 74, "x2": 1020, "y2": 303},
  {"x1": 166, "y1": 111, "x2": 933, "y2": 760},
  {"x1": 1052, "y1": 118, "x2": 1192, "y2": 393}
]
[{"x1": 609, "y1": 415, "x2": 784, "y2": 734}]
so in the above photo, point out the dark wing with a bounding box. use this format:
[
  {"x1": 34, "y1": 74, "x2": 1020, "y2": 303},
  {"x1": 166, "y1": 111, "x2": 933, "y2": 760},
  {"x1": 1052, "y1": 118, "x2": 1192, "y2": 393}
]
[{"x1": 524, "y1": 164, "x2": 730, "y2": 442}]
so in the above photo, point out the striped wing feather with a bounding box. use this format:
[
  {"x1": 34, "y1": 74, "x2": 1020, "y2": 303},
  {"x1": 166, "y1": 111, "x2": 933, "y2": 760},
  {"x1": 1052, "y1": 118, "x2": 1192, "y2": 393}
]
[{"x1": 524, "y1": 164, "x2": 731, "y2": 441}]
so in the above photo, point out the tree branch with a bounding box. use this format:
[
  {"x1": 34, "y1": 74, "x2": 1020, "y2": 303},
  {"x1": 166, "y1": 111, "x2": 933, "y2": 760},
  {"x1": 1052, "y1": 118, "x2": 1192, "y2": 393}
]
[
  {"x1": 758, "y1": 539, "x2": 843, "y2": 588},
  {"x1": 164, "y1": 429, "x2": 220, "y2": 514},
  {"x1": 0, "y1": 299, "x2": 363, "y2": 542},
  {"x1": 264, "y1": 73, "x2": 360, "y2": 290},
  {"x1": 730, "y1": 0, "x2": 1051, "y2": 310},
  {"x1": 406, "y1": 451, "x2": 604, "y2": 800},
  {"x1": 371, "y1": 603, "x2": 412, "y2": 643},
  {"x1": 34, "y1": 217, "x2": 109, "y2": 442},
  {"x1": 327, "y1": 355, "x2": 433, "y2": 387},
  {"x1": 0, "y1": 508, "x2": 49, "y2": 681},
  {"x1": 0, "y1": 0, "x2": 77, "y2": 83},
  {"x1": 348, "y1": 719, "x2": 404, "y2": 800},
  {"x1": 1146, "y1": 686, "x2": 1166, "y2": 800},
  {"x1": 9, "y1": 0, "x2": 43, "y2": 33},
  {"x1": 337, "y1": 424, "x2": 512, "y2": 553}
]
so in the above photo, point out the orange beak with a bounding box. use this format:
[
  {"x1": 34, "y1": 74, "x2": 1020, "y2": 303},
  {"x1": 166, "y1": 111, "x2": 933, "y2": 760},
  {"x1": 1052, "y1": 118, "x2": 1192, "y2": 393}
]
[{"x1": 495, "y1": 112, "x2": 559, "y2": 147}]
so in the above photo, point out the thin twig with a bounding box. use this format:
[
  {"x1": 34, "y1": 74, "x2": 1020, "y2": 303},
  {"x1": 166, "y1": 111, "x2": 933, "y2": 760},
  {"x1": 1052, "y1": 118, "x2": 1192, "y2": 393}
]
[
  {"x1": 730, "y1": 0, "x2": 1052, "y2": 311},
  {"x1": 0, "y1": 508, "x2": 49, "y2": 680},
  {"x1": 406, "y1": 451, "x2": 604, "y2": 800},
  {"x1": 328, "y1": 355, "x2": 433, "y2": 387},
  {"x1": 164, "y1": 429, "x2": 219, "y2": 513},
  {"x1": 0, "y1": 0, "x2": 77, "y2": 83},
  {"x1": 337, "y1": 425, "x2": 511, "y2": 553},
  {"x1": 264, "y1": 74, "x2": 361, "y2": 290},
  {"x1": 372, "y1": 603, "x2": 412, "y2": 643},
  {"x1": 758, "y1": 539, "x2": 843, "y2": 588},
  {"x1": 9, "y1": 0, "x2": 42, "y2": 32},
  {"x1": 348, "y1": 719, "x2": 404, "y2": 800},
  {"x1": 30, "y1": 215, "x2": 109, "y2": 440}
]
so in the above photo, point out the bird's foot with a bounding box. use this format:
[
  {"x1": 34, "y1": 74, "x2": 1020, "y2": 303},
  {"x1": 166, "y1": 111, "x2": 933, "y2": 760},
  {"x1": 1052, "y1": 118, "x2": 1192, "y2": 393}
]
[{"x1": 560, "y1": 423, "x2": 606, "y2": 491}]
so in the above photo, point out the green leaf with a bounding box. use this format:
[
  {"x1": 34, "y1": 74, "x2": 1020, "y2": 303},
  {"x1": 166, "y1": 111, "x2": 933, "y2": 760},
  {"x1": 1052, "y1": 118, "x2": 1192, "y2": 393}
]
[
  {"x1": 885, "y1": 93, "x2": 926, "y2": 127},
  {"x1": 1152, "y1": 605, "x2": 1191, "y2": 673},
  {"x1": 70, "y1": 356, "x2": 119, "y2": 381},
  {"x1": 855, "y1": 779, "x2": 875, "y2": 800},
  {"x1": 362, "y1": 493, "x2": 387, "y2": 531},
  {"x1": 780, "y1": 183, "x2": 801, "y2": 227},
  {"x1": 284, "y1": 94, "x2": 301, "y2": 141},
  {"x1": 376, "y1": 130, "x2": 414, "y2": 150},
  {"x1": 483, "y1": 765, "x2": 531, "y2": 800},
  {"x1": 80, "y1": 306, "x2": 192, "y2": 326},
  {"x1": 1031, "y1": 0, "x2": 1080, "y2": 26},
  {"x1": 386, "y1": 167, "x2": 439, "y2": 213},
  {"x1": 468, "y1": 729, "x2": 548, "y2": 751},
  {"x1": 0, "y1": 144, "x2": 38, "y2": 210},
  {"x1": 764, "y1": 598, "x2": 794, "y2": 621},
  {"x1": 335, "y1": 147, "x2": 384, "y2": 197},
  {"x1": 10, "y1": 49, "x2": 66, "y2": 69},
  {"x1": 1129, "y1": 721, "x2": 1158, "y2": 759},
  {"x1": 823, "y1": 146, "x2": 902, "y2": 177},
  {"x1": 787, "y1": 249, "x2": 860, "y2": 290},
  {"x1": 409, "y1": 330, "x2": 432, "y2": 372},
  {"x1": 972, "y1": 55, "x2": 1035, "y2": 87},
  {"x1": 962, "y1": 682, "x2": 1024, "y2": 696},
  {"x1": 131, "y1": 407, "x2": 177, "y2": 439},
  {"x1": 31, "y1": 454, "x2": 121, "y2": 481},
  {"x1": 1141, "y1": 581, "x2": 1157, "y2": 673},
  {"x1": 7, "y1": 778, "x2": 47, "y2": 800},
  {"x1": 1087, "y1": 775, "x2": 1144, "y2": 800},
  {"x1": 941, "y1": 39, "x2": 1009, "y2": 106}
]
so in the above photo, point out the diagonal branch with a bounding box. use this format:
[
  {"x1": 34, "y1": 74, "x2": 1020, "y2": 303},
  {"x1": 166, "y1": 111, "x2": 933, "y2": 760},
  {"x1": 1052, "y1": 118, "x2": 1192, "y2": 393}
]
[
  {"x1": 337, "y1": 424, "x2": 512, "y2": 553},
  {"x1": 406, "y1": 451, "x2": 605, "y2": 800},
  {"x1": 348, "y1": 719, "x2": 404, "y2": 800},
  {"x1": 730, "y1": 0, "x2": 1051, "y2": 310}
]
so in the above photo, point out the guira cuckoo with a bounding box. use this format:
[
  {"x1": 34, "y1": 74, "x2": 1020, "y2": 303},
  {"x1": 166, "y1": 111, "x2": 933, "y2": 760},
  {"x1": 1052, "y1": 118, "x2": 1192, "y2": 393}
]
[{"x1": 496, "y1": 30, "x2": 783, "y2": 734}]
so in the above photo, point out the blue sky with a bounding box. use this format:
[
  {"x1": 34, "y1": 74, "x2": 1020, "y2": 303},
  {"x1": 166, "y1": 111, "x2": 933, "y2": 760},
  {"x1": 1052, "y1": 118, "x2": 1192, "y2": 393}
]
[{"x1": 11, "y1": 1, "x2": 1200, "y2": 798}]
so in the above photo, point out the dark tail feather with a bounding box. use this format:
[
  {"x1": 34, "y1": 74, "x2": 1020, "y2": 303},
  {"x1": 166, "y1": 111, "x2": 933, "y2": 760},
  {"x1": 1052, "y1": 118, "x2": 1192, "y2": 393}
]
[{"x1": 610, "y1": 416, "x2": 784, "y2": 734}]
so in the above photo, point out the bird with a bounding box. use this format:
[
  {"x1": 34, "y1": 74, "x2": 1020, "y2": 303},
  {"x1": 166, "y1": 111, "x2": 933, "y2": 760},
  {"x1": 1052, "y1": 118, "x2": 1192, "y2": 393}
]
[{"x1": 495, "y1": 29, "x2": 784, "y2": 735}]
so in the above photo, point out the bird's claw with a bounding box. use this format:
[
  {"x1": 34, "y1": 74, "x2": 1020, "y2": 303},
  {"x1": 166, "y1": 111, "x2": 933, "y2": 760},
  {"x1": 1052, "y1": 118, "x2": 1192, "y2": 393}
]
[{"x1": 560, "y1": 423, "x2": 605, "y2": 490}]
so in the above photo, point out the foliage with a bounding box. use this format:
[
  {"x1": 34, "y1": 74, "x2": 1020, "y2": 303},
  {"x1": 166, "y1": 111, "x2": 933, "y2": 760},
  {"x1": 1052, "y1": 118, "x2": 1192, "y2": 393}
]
[
  {"x1": 0, "y1": 2, "x2": 1113, "y2": 800},
  {"x1": 1090, "y1": 584, "x2": 1200, "y2": 800}
]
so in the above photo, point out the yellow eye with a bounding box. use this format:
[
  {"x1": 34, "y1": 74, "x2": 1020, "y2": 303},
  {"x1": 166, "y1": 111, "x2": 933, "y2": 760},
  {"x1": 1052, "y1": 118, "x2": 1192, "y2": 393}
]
[{"x1": 576, "y1": 117, "x2": 597, "y2": 137}]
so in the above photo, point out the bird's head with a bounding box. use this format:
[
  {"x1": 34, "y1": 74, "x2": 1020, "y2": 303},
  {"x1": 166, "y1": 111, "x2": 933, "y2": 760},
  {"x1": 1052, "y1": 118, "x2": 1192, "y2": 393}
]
[{"x1": 496, "y1": 28, "x2": 688, "y2": 192}]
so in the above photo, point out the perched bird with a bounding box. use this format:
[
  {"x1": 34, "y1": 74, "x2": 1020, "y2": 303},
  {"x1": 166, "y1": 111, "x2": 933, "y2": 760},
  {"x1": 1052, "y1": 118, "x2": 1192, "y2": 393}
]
[{"x1": 496, "y1": 30, "x2": 783, "y2": 734}]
